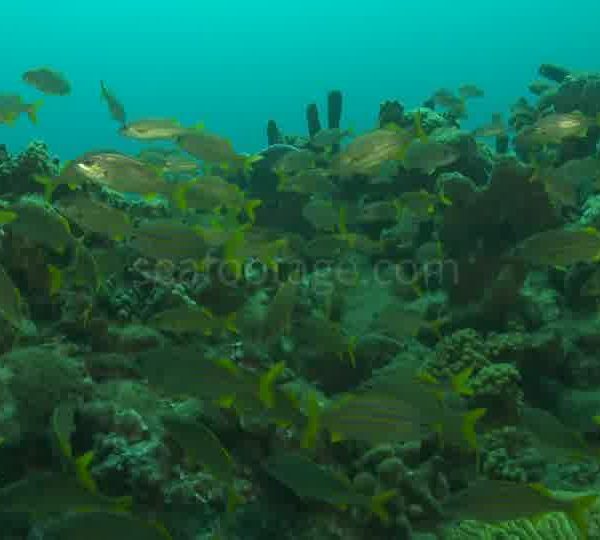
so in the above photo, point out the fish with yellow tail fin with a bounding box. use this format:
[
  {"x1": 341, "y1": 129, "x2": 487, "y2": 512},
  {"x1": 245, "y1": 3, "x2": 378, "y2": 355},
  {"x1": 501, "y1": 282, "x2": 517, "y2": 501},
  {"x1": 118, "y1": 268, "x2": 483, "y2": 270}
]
[
  {"x1": 297, "y1": 315, "x2": 358, "y2": 367},
  {"x1": 177, "y1": 128, "x2": 261, "y2": 176},
  {"x1": 0, "y1": 263, "x2": 30, "y2": 333},
  {"x1": 100, "y1": 80, "x2": 127, "y2": 126},
  {"x1": 318, "y1": 392, "x2": 431, "y2": 445},
  {"x1": 7, "y1": 197, "x2": 76, "y2": 255},
  {"x1": 120, "y1": 118, "x2": 188, "y2": 141},
  {"x1": 129, "y1": 219, "x2": 209, "y2": 263},
  {"x1": 56, "y1": 192, "x2": 133, "y2": 241},
  {"x1": 265, "y1": 452, "x2": 397, "y2": 523},
  {"x1": 163, "y1": 418, "x2": 242, "y2": 514},
  {"x1": 394, "y1": 190, "x2": 450, "y2": 220},
  {"x1": 258, "y1": 361, "x2": 286, "y2": 408},
  {"x1": 0, "y1": 470, "x2": 131, "y2": 519},
  {"x1": 171, "y1": 175, "x2": 261, "y2": 222},
  {"x1": 149, "y1": 304, "x2": 238, "y2": 337},
  {"x1": 0, "y1": 94, "x2": 42, "y2": 125},
  {"x1": 51, "y1": 402, "x2": 77, "y2": 463},
  {"x1": 71, "y1": 151, "x2": 171, "y2": 196},
  {"x1": 0, "y1": 210, "x2": 17, "y2": 226},
  {"x1": 515, "y1": 227, "x2": 600, "y2": 267},
  {"x1": 334, "y1": 127, "x2": 413, "y2": 178},
  {"x1": 42, "y1": 511, "x2": 174, "y2": 540},
  {"x1": 402, "y1": 139, "x2": 459, "y2": 175},
  {"x1": 444, "y1": 479, "x2": 597, "y2": 540}
]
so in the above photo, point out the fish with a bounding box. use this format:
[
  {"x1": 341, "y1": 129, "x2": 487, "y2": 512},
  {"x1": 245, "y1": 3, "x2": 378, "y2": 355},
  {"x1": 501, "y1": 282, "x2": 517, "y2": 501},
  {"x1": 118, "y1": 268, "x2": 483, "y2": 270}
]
[
  {"x1": 525, "y1": 111, "x2": 600, "y2": 145},
  {"x1": 51, "y1": 402, "x2": 77, "y2": 463},
  {"x1": 164, "y1": 417, "x2": 243, "y2": 511},
  {"x1": 162, "y1": 154, "x2": 201, "y2": 176},
  {"x1": 261, "y1": 274, "x2": 301, "y2": 342},
  {"x1": 137, "y1": 348, "x2": 302, "y2": 427},
  {"x1": 458, "y1": 84, "x2": 485, "y2": 99},
  {"x1": 529, "y1": 79, "x2": 555, "y2": 96},
  {"x1": 70, "y1": 243, "x2": 102, "y2": 293},
  {"x1": 302, "y1": 199, "x2": 343, "y2": 231},
  {"x1": 171, "y1": 175, "x2": 261, "y2": 221},
  {"x1": 395, "y1": 190, "x2": 448, "y2": 219},
  {"x1": 34, "y1": 159, "x2": 93, "y2": 201},
  {"x1": 0, "y1": 264, "x2": 28, "y2": 332},
  {"x1": 72, "y1": 151, "x2": 170, "y2": 196},
  {"x1": 472, "y1": 113, "x2": 506, "y2": 138},
  {"x1": 317, "y1": 392, "x2": 431, "y2": 445},
  {"x1": 222, "y1": 229, "x2": 288, "y2": 276},
  {"x1": 521, "y1": 406, "x2": 599, "y2": 460},
  {"x1": 430, "y1": 89, "x2": 467, "y2": 117},
  {"x1": 273, "y1": 148, "x2": 318, "y2": 177},
  {"x1": 277, "y1": 168, "x2": 336, "y2": 195},
  {"x1": 444, "y1": 479, "x2": 597, "y2": 538},
  {"x1": 129, "y1": 220, "x2": 209, "y2": 263},
  {"x1": 7, "y1": 198, "x2": 76, "y2": 254},
  {"x1": 56, "y1": 193, "x2": 133, "y2": 241},
  {"x1": 371, "y1": 305, "x2": 433, "y2": 340},
  {"x1": 165, "y1": 419, "x2": 235, "y2": 483},
  {"x1": 22, "y1": 67, "x2": 71, "y2": 96},
  {"x1": 302, "y1": 234, "x2": 353, "y2": 258},
  {"x1": 581, "y1": 268, "x2": 600, "y2": 297},
  {"x1": 120, "y1": 118, "x2": 188, "y2": 141},
  {"x1": 415, "y1": 240, "x2": 444, "y2": 264},
  {"x1": 357, "y1": 200, "x2": 399, "y2": 223},
  {"x1": 537, "y1": 157, "x2": 600, "y2": 208},
  {"x1": 0, "y1": 94, "x2": 42, "y2": 125},
  {"x1": 297, "y1": 316, "x2": 358, "y2": 366},
  {"x1": 334, "y1": 128, "x2": 411, "y2": 178},
  {"x1": 402, "y1": 139, "x2": 459, "y2": 174},
  {"x1": 177, "y1": 129, "x2": 260, "y2": 175},
  {"x1": 357, "y1": 365, "x2": 484, "y2": 451},
  {"x1": 41, "y1": 511, "x2": 173, "y2": 540},
  {"x1": 148, "y1": 304, "x2": 234, "y2": 336},
  {"x1": 99, "y1": 81, "x2": 126, "y2": 125},
  {"x1": 0, "y1": 471, "x2": 130, "y2": 518},
  {"x1": 310, "y1": 128, "x2": 353, "y2": 149},
  {"x1": 163, "y1": 418, "x2": 242, "y2": 511},
  {"x1": 265, "y1": 453, "x2": 396, "y2": 523},
  {"x1": 515, "y1": 227, "x2": 600, "y2": 267}
]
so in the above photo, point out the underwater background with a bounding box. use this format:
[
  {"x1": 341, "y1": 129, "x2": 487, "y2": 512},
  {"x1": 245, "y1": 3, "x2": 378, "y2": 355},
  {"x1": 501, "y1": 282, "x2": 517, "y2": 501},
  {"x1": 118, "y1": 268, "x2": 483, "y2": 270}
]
[
  {"x1": 1, "y1": 0, "x2": 599, "y2": 158},
  {"x1": 4, "y1": 1, "x2": 600, "y2": 539}
]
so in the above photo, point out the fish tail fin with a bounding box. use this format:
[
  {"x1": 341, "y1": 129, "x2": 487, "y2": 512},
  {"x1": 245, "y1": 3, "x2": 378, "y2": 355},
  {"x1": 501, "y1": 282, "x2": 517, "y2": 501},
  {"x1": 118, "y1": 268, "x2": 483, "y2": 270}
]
[
  {"x1": 226, "y1": 486, "x2": 244, "y2": 514},
  {"x1": 301, "y1": 392, "x2": 322, "y2": 449},
  {"x1": 0, "y1": 210, "x2": 17, "y2": 225},
  {"x1": 244, "y1": 198, "x2": 262, "y2": 223},
  {"x1": 74, "y1": 450, "x2": 99, "y2": 493},
  {"x1": 369, "y1": 489, "x2": 397, "y2": 523},
  {"x1": 242, "y1": 154, "x2": 263, "y2": 178},
  {"x1": 223, "y1": 229, "x2": 246, "y2": 280},
  {"x1": 33, "y1": 174, "x2": 57, "y2": 201},
  {"x1": 414, "y1": 109, "x2": 428, "y2": 141},
  {"x1": 346, "y1": 335, "x2": 358, "y2": 368},
  {"x1": 258, "y1": 361, "x2": 286, "y2": 408},
  {"x1": 451, "y1": 365, "x2": 475, "y2": 396},
  {"x1": 47, "y1": 264, "x2": 63, "y2": 296},
  {"x1": 568, "y1": 493, "x2": 598, "y2": 540},
  {"x1": 462, "y1": 407, "x2": 487, "y2": 451},
  {"x1": 171, "y1": 183, "x2": 191, "y2": 211},
  {"x1": 221, "y1": 312, "x2": 238, "y2": 334},
  {"x1": 5, "y1": 112, "x2": 18, "y2": 125},
  {"x1": 27, "y1": 100, "x2": 43, "y2": 125}
]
